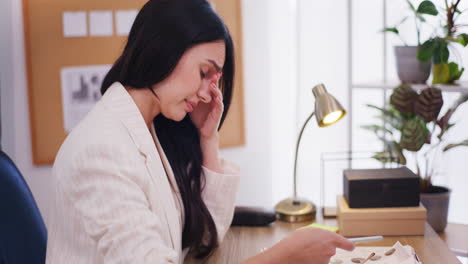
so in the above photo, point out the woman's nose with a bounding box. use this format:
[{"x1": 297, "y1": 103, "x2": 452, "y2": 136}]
[{"x1": 197, "y1": 83, "x2": 212, "y2": 103}]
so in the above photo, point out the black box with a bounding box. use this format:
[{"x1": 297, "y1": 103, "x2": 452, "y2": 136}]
[{"x1": 343, "y1": 167, "x2": 420, "y2": 208}]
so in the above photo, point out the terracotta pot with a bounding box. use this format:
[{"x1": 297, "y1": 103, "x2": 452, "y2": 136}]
[
  {"x1": 420, "y1": 186, "x2": 451, "y2": 232},
  {"x1": 394, "y1": 46, "x2": 431, "y2": 84}
]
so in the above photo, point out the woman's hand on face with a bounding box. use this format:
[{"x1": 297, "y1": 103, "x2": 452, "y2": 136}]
[
  {"x1": 189, "y1": 72, "x2": 224, "y2": 140},
  {"x1": 267, "y1": 226, "x2": 354, "y2": 264}
]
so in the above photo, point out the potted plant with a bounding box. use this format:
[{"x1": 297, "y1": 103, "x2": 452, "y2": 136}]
[
  {"x1": 385, "y1": 0, "x2": 468, "y2": 84},
  {"x1": 384, "y1": 0, "x2": 439, "y2": 83},
  {"x1": 417, "y1": 0, "x2": 468, "y2": 84},
  {"x1": 362, "y1": 84, "x2": 468, "y2": 231}
]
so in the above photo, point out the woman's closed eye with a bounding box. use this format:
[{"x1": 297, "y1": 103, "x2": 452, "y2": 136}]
[
  {"x1": 200, "y1": 70, "x2": 207, "y2": 79},
  {"x1": 200, "y1": 65, "x2": 218, "y2": 80}
]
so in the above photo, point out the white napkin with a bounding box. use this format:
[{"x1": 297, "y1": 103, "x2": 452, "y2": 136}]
[{"x1": 330, "y1": 241, "x2": 422, "y2": 264}]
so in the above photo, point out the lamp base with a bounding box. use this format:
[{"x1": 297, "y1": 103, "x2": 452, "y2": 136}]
[{"x1": 274, "y1": 197, "x2": 316, "y2": 222}]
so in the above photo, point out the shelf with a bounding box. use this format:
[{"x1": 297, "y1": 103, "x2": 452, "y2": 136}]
[{"x1": 352, "y1": 81, "x2": 468, "y2": 94}]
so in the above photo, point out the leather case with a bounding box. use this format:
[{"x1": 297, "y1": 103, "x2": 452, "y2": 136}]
[{"x1": 230, "y1": 206, "x2": 276, "y2": 226}]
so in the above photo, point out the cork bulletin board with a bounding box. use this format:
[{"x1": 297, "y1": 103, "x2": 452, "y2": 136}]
[{"x1": 22, "y1": 0, "x2": 245, "y2": 165}]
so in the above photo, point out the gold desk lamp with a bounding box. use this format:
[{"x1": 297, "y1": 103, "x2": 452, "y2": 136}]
[{"x1": 274, "y1": 83, "x2": 346, "y2": 222}]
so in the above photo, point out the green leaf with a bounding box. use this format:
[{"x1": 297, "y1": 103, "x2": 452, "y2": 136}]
[
  {"x1": 390, "y1": 142, "x2": 407, "y2": 165},
  {"x1": 457, "y1": 33, "x2": 468, "y2": 47},
  {"x1": 432, "y1": 40, "x2": 449, "y2": 64},
  {"x1": 432, "y1": 63, "x2": 451, "y2": 84},
  {"x1": 447, "y1": 62, "x2": 464, "y2": 82},
  {"x1": 372, "y1": 139, "x2": 407, "y2": 165},
  {"x1": 372, "y1": 151, "x2": 406, "y2": 165},
  {"x1": 400, "y1": 118, "x2": 429, "y2": 151},
  {"x1": 366, "y1": 104, "x2": 395, "y2": 117},
  {"x1": 382, "y1": 112, "x2": 406, "y2": 130},
  {"x1": 361, "y1": 124, "x2": 394, "y2": 135},
  {"x1": 383, "y1": 27, "x2": 399, "y2": 34},
  {"x1": 386, "y1": 141, "x2": 407, "y2": 165},
  {"x1": 372, "y1": 152, "x2": 395, "y2": 164},
  {"x1": 378, "y1": 114, "x2": 404, "y2": 131},
  {"x1": 417, "y1": 39, "x2": 436, "y2": 62},
  {"x1": 417, "y1": 1, "x2": 438, "y2": 16},
  {"x1": 366, "y1": 104, "x2": 406, "y2": 131},
  {"x1": 443, "y1": 139, "x2": 468, "y2": 151}
]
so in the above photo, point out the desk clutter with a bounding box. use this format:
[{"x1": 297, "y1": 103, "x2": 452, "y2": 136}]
[
  {"x1": 338, "y1": 166, "x2": 426, "y2": 236},
  {"x1": 330, "y1": 242, "x2": 422, "y2": 264}
]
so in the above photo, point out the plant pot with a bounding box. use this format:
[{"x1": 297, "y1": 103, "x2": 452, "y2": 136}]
[
  {"x1": 394, "y1": 46, "x2": 431, "y2": 84},
  {"x1": 420, "y1": 186, "x2": 451, "y2": 232}
]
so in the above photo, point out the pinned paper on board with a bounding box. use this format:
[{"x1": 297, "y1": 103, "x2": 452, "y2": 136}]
[
  {"x1": 115, "y1": 10, "x2": 138, "y2": 36},
  {"x1": 89, "y1": 11, "x2": 113, "y2": 36},
  {"x1": 60, "y1": 65, "x2": 111, "y2": 132},
  {"x1": 63, "y1": 11, "x2": 87, "y2": 37}
]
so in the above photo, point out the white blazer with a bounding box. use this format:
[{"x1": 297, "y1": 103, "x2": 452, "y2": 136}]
[{"x1": 46, "y1": 82, "x2": 240, "y2": 264}]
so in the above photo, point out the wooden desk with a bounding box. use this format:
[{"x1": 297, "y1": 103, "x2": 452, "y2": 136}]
[
  {"x1": 439, "y1": 223, "x2": 468, "y2": 257},
  {"x1": 186, "y1": 220, "x2": 461, "y2": 264}
]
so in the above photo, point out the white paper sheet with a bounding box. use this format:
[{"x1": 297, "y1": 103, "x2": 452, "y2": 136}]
[
  {"x1": 115, "y1": 9, "x2": 138, "y2": 36},
  {"x1": 63, "y1": 11, "x2": 87, "y2": 37},
  {"x1": 89, "y1": 11, "x2": 113, "y2": 37},
  {"x1": 60, "y1": 65, "x2": 111, "y2": 132},
  {"x1": 330, "y1": 242, "x2": 422, "y2": 264}
]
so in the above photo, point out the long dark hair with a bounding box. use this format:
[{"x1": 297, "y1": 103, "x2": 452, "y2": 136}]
[{"x1": 100, "y1": 0, "x2": 235, "y2": 258}]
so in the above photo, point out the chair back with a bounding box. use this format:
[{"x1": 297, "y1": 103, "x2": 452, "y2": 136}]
[{"x1": 0, "y1": 151, "x2": 47, "y2": 264}]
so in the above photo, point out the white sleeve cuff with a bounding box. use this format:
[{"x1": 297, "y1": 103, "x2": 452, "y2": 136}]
[{"x1": 201, "y1": 159, "x2": 240, "y2": 242}]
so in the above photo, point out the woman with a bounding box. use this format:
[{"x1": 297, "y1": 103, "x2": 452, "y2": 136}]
[{"x1": 46, "y1": 0, "x2": 354, "y2": 263}]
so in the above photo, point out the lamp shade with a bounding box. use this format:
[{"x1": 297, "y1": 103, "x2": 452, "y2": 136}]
[{"x1": 312, "y1": 84, "x2": 346, "y2": 127}]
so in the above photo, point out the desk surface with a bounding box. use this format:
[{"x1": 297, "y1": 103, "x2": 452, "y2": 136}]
[
  {"x1": 439, "y1": 223, "x2": 468, "y2": 257},
  {"x1": 186, "y1": 219, "x2": 461, "y2": 264}
]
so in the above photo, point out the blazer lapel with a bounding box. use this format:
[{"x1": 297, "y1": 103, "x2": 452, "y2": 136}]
[
  {"x1": 100, "y1": 82, "x2": 181, "y2": 251},
  {"x1": 150, "y1": 125, "x2": 185, "y2": 226}
]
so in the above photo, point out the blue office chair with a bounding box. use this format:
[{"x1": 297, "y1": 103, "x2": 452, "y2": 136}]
[{"x1": 0, "y1": 150, "x2": 47, "y2": 264}]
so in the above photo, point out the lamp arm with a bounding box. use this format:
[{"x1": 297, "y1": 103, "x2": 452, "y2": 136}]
[{"x1": 293, "y1": 111, "x2": 315, "y2": 200}]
